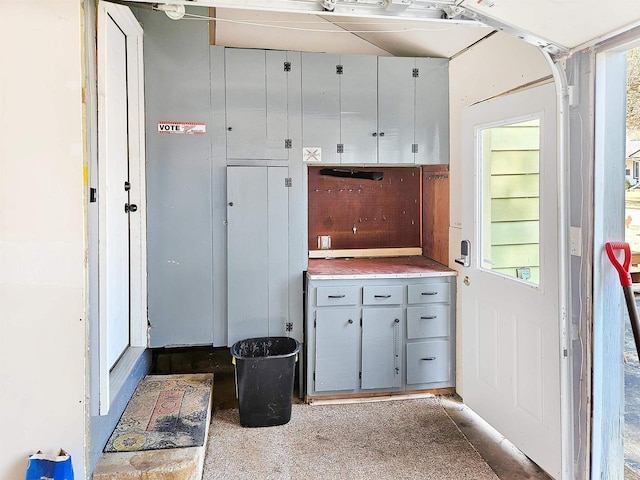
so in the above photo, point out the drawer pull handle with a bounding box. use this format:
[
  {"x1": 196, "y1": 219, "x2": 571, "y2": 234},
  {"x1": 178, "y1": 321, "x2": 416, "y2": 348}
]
[
  {"x1": 374, "y1": 294, "x2": 392, "y2": 298},
  {"x1": 421, "y1": 292, "x2": 438, "y2": 296},
  {"x1": 328, "y1": 294, "x2": 346, "y2": 299},
  {"x1": 420, "y1": 315, "x2": 437, "y2": 320},
  {"x1": 421, "y1": 357, "x2": 436, "y2": 361}
]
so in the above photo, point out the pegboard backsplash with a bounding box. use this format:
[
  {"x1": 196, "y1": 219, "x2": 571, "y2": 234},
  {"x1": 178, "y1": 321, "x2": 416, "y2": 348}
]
[{"x1": 308, "y1": 166, "x2": 421, "y2": 251}]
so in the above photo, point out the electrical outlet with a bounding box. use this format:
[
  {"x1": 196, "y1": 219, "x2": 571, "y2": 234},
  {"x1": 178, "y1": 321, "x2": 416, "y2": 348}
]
[{"x1": 570, "y1": 226, "x2": 582, "y2": 256}]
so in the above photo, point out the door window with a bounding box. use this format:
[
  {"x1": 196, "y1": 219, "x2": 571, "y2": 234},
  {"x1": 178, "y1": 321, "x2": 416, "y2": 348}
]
[{"x1": 479, "y1": 118, "x2": 541, "y2": 285}]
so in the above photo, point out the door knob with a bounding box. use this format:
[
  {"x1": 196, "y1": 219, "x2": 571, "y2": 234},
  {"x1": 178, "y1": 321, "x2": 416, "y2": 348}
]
[{"x1": 125, "y1": 203, "x2": 138, "y2": 213}]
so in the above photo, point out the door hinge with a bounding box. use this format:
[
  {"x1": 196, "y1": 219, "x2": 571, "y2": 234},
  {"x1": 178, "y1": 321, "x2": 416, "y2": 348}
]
[
  {"x1": 284, "y1": 61, "x2": 291, "y2": 72},
  {"x1": 286, "y1": 322, "x2": 293, "y2": 332},
  {"x1": 285, "y1": 177, "x2": 292, "y2": 187},
  {"x1": 314, "y1": 319, "x2": 316, "y2": 328},
  {"x1": 336, "y1": 64, "x2": 343, "y2": 75},
  {"x1": 413, "y1": 68, "x2": 419, "y2": 78},
  {"x1": 359, "y1": 371, "x2": 362, "y2": 379},
  {"x1": 337, "y1": 144, "x2": 344, "y2": 154},
  {"x1": 285, "y1": 138, "x2": 292, "y2": 149},
  {"x1": 90, "y1": 187, "x2": 97, "y2": 203},
  {"x1": 412, "y1": 143, "x2": 418, "y2": 154},
  {"x1": 313, "y1": 372, "x2": 316, "y2": 381}
]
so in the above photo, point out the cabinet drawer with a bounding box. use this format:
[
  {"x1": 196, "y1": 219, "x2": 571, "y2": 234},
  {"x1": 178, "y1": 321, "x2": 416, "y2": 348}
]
[
  {"x1": 406, "y1": 305, "x2": 449, "y2": 339},
  {"x1": 406, "y1": 340, "x2": 450, "y2": 385},
  {"x1": 316, "y1": 286, "x2": 360, "y2": 306},
  {"x1": 407, "y1": 282, "x2": 450, "y2": 304},
  {"x1": 362, "y1": 285, "x2": 403, "y2": 305}
]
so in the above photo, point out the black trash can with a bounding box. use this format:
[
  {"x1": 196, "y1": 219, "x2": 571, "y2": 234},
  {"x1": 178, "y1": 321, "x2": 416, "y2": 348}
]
[{"x1": 231, "y1": 336, "x2": 300, "y2": 427}]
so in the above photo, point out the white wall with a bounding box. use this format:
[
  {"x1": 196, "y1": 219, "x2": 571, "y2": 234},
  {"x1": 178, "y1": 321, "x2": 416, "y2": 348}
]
[
  {"x1": 0, "y1": 2, "x2": 87, "y2": 479},
  {"x1": 448, "y1": 32, "x2": 552, "y2": 395}
]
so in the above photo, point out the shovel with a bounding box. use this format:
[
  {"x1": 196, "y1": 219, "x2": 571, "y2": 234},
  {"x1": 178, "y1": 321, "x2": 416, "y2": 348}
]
[{"x1": 605, "y1": 241, "x2": 640, "y2": 358}]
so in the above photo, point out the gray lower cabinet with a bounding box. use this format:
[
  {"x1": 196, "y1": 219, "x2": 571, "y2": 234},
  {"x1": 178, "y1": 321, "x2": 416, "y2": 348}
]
[
  {"x1": 306, "y1": 274, "x2": 456, "y2": 399},
  {"x1": 315, "y1": 308, "x2": 360, "y2": 392}
]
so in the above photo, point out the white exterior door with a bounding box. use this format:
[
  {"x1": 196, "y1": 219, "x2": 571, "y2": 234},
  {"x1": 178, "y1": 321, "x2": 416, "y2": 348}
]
[{"x1": 461, "y1": 84, "x2": 561, "y2": 478}]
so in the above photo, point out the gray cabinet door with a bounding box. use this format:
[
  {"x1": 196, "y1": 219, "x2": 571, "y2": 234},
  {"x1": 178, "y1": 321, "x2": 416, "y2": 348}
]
[
  {"x1": 378, "y1": 57, "x2": 415, "y2": 164},
  {"x1": 315, "y1": 308, "x2": 360, "y2": 392},
  {"x1": 227, "y1": 166, "x2": 289, "y2": 345},
  {"x1": 340, "y1": 55, "x2": 378, "y2": 165},
  {"x1": 225, "y1": 49, "x2": 288, "y2": 160},
  {"x1": 406, "y1": 340, "x2": 450, "y2": 384},
  {"x1": 415, "y1": 58, "x2": 449, "y2": 165},
  {"x1": 302, "y1": 52, "x2": 340, "y2": 164},
  {"x1": 361, "y1": 308, "x2": 403, "y2": 389}
]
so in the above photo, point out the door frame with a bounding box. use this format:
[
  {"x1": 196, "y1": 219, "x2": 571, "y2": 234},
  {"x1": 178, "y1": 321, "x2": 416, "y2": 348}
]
[{"x1": 96, "y1": 1, "x2": 147, "y2": 415}]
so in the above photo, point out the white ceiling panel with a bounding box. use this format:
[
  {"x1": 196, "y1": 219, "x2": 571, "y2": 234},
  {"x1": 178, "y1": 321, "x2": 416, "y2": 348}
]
[
  {"x1": 215, "y1": 9, "x2": 390, "y2": 55},
  {"x1": 326, "y1": 16, "x2": 493, "y2": 57},
  {"x1": 461, "y1": 0, "x2": 640, "y2": 49}
]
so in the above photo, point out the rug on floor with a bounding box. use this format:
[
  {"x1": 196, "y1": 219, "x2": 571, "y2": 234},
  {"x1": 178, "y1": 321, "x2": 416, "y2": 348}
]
[
  {"x1": 104, "y1": 373, "x2": 213, "y2": 453},
  {"x1": 204, "y1": 397, "x2": 499, "y2": 480}
]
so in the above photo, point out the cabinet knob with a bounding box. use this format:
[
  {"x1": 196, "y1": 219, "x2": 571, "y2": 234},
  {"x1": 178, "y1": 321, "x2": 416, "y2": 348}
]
[
  {"x1": 227, "y1": 127, "x2": 232, "y2": 131},
  {"x1": 372, "y1": 132, "x2": 377, "y2": 137},
  {"x1": 379, "y1": 132, "x2": 385, "y2": 137},
  {"x1": 348, "y1": 319, "x2": 354, "y2": 324},
  {"x1": 394, "y1": 318, "x2": 400, "y2": 324}
]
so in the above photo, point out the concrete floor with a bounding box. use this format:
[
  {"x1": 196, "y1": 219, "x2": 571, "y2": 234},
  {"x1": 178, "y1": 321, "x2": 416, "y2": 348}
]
[{"x1": 152, "y1": 347, "x2": 552, "y2": 480}]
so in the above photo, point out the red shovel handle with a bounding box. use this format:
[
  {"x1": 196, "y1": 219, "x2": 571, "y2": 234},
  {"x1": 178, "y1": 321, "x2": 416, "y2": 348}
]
[{"x1": 605, "y1": 241, "x2": 632, "y2": 287}]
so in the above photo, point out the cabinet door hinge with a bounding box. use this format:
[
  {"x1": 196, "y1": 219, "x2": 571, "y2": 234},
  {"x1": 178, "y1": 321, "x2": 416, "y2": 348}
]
[
  {"x1": 313, "y1": 372, "x2": 316, "y2": 381},
  {"x1": 336, "y1": 64, "x2": 343, "y2": 75},
  {"x1": 286, "y1": 322, "x2": 293, "y2": 332},
  {"x1": 412, "y1": 143, "x2": 418, "y2": 154},
  {"x1": 337, "y1": 144, "x2": 344, "y2": 154},
  {"x1": 359, "y1": 371, "x2": 362, "y2": 379},
  {"x1": 285, "y1": 138, "x2": 292, "y2": 149},
  {"x1": 90, "y1": 187, "x2": 97, "y2": 203},
  {"x1": 285, "y1": 177, "x2": 292, "y2": 188},
  {"x1": 314, "y1": 319, "x2": 316, "y2": 328},
  {"x1": 413, "y1": 68, "x2": 419, "y2": 78},
  {"x1": 284, "y1": 61, "x2": 291, "y2": 72}
]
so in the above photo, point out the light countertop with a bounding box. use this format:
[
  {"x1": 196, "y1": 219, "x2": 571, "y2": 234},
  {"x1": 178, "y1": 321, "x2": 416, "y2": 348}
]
[{"x1": 307, "y1": 256, "x2": 456, "y2": 280}]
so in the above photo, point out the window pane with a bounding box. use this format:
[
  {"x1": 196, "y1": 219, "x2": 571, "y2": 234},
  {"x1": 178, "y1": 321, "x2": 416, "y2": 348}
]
[{"x1": 480, "y1": 119, "x2": 540, "y2": 285}]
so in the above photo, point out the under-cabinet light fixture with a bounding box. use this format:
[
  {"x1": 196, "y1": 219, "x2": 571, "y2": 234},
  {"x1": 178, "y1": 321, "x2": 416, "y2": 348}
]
[{"x1": 320, "y1": 168, "x2": 384, "y2": 181}]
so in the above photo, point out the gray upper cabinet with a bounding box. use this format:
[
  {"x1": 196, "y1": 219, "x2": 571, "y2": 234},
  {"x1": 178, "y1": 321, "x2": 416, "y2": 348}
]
[
  {"x1": 378, "y1": 57, "x2": 415, "y2": 164},
  {"x1": 301, "y1": 53, "x2": 377, "y2": 164},
  {"x1": 225, "y1": 49, "x2": 291, "y2": 160},
  {"x1": 301, "y1": 53, "x2": 341, "y2": 165},
  {"x1": 378, "y1": 56, "x2": 450, "y2": 165},
  {"x1": 302, "y1": 53, "x2": 449, "y2": 165},
  {"x1": 414, "y1": 58, "x2": 449, "y2": 165}
]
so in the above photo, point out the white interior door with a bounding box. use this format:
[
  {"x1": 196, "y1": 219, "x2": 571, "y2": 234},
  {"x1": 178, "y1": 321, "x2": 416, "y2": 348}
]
[
  {"x1": 461, "y1": 84, "x2": 561, "y2": 478},
  {"x1": 101, "y1": 13, "x2": 130, "y2": 369}
]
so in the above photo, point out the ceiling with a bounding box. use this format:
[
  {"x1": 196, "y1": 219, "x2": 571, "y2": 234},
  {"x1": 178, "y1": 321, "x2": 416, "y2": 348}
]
[{"x1": 132, "y1": 0, "x2": 640, "y2": 58}]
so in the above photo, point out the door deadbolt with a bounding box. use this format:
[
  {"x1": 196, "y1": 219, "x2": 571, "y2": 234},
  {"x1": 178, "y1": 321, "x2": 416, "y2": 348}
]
[{"x1": 125, "y1": 203, "x2": 138, "y2": 213}]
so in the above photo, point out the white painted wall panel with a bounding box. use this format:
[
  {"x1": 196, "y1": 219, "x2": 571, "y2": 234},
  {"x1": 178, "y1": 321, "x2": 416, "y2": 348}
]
[
  {"x1": 0, "y1": 2, "x2": 87, "y2": 479},
  {"x1": 448, "y1": 31, "x2": 551, "y2": 395}
]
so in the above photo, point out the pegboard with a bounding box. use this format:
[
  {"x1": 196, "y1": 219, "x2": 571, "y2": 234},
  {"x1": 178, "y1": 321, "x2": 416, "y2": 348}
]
[{"x1": 308, "y1": 166, "x2": 421, "y2": 251}]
